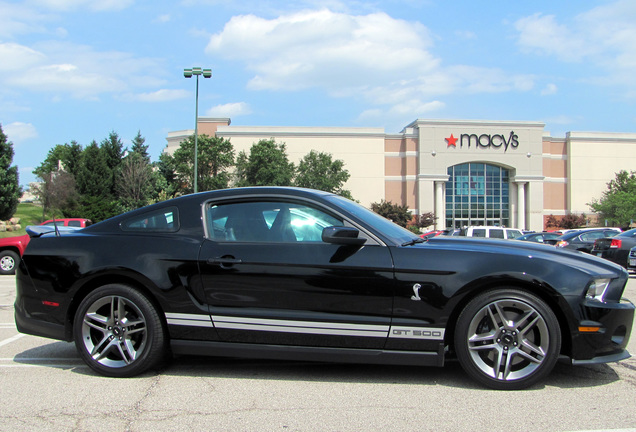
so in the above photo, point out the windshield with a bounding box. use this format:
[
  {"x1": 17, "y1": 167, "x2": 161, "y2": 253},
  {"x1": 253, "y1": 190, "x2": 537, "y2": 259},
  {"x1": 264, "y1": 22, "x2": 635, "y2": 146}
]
[{"x1": 326, "y1": 195, "x2": 419, "y2": 245}]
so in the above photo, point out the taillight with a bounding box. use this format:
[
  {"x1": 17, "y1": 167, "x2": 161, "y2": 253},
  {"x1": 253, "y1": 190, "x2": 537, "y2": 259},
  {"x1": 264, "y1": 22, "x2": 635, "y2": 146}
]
[
  {"x1": 610, "y1": 239, "x2": 622, "y2": 248},
  {"x1": 556, "y1": 240, "x2": 569, "y2": 248}
]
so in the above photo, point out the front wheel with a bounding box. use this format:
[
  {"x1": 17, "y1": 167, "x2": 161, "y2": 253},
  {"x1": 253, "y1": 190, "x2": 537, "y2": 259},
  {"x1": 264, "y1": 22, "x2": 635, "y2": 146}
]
[
  {"x1": 73, "y1": 284, "x2": 167, "y2": 377},
  {"x1": 454, "y1": 288, "x2": 561, "y2": 390}
]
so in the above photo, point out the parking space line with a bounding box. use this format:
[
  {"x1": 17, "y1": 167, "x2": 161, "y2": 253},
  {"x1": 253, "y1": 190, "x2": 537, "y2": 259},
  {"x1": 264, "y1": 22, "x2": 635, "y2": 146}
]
[{"x1": 0, "y1": 333, "x2": 24, "y2": 348}]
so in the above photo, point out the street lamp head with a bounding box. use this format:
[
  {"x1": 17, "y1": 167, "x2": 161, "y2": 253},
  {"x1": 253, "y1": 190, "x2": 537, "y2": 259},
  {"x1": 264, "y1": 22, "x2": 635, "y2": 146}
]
[{"x1": 184, "y1": 67, "x2": 212, "y2": 79}]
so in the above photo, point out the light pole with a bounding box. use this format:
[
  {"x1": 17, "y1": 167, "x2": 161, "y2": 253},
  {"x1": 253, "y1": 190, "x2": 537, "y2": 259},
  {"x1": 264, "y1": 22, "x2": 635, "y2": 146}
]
[{"x1": 183, "y1": 67, "x2": 212, "y2": 193}]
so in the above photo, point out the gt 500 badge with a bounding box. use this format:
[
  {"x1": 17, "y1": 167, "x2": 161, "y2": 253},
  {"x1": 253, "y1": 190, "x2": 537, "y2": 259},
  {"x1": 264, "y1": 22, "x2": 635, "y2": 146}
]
[{"x1": 389, "y1": 327, "x2": 445, "y2": 340}]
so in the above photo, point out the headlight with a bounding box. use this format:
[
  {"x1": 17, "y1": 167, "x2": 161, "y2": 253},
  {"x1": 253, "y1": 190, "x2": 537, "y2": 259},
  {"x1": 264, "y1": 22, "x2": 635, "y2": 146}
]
[{"x1": 585, "y1": 278, "x2": 611, "y2": 302}]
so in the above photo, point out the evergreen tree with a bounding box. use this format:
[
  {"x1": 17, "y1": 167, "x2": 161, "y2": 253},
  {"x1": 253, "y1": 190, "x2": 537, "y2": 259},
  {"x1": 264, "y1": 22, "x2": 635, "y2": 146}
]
[
  {"x1": 130, "y1": 130, "x2": 150, "y2": 163},
  {"x1": 76, "y1": 141, "x2": 111, "y2": 197},
  {"x1": 0, "y1": 124, "x2": 21, "y2": 220},
  {"x1": 101, "y1": 131, "x2": 124, "y2": 195}
]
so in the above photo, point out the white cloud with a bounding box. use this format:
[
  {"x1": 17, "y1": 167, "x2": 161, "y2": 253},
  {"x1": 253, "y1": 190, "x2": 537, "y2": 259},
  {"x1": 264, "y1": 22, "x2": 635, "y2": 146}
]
[
  {"x1": 3, "y1": 122, "x2": 38, "y2": 144},
  {"x1": 206, "y1": 9, "x2": 533, "y2": 113},
  {"x1": 515, "y1": 1, "x2": 636, "y2": 93},
  {"x1": 541, "y1": 83, "x2": 558, "y2": 96},
  {"x1": 1, "y1": 41, "x2": 167, "y2": 99},
  {"x1": 207, "y1": 9, "x2": 437, "y2": 93},
  {"x1": 32, "y1": 0, "x2": 134, "y2": 12},
  {"x1": 0, "y1": 42, "x2": 47, "y2": 71},
  {"x1": 205, "y1": 102, "x2": 252, "y2": 117},
  {"x1": 134, "y1": 89, "x2": 189, "y2": 102}
]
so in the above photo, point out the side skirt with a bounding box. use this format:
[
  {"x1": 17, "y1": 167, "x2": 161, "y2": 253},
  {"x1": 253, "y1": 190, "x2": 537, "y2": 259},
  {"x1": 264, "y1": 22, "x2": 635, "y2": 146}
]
[{"x1": 170, "y1": 340, "x2": 445, "y2": 367}]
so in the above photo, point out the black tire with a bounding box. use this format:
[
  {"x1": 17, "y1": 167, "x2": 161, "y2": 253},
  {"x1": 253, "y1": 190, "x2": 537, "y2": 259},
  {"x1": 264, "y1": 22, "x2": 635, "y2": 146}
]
[
  {"x1": 73, "y1": 284, "x2": 167, "y2": 377},
  {"x1": 0, "y1": 250, "x2": 19, "y2": 275},
  {"x1": 454, "y1": 288, "x2": 561, "y2": 390}
]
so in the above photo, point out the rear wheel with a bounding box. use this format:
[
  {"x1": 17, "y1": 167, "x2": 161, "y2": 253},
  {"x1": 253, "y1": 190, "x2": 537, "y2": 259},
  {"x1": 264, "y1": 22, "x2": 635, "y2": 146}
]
[
  {"x1": 73, "y1": 284, "x2": 167, "y2": 377},
  {"x1": 0, "y1": 250, "x2": 19, "y2": 275},
  {"x1": 454, "y1": 288, "x2": 561, "y2": 390}
]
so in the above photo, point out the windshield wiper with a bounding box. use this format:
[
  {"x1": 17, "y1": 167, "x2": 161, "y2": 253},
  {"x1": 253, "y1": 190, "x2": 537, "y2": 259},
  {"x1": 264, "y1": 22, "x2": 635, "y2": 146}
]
[{"x1": 401, "y1": 238, "x2": 426, "y2": 247}]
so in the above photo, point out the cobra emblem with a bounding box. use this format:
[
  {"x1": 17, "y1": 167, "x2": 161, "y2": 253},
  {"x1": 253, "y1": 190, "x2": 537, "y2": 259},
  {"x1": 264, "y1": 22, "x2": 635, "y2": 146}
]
[{"x1": 411, "y1": 283, "x2": 422, "y2": 301}]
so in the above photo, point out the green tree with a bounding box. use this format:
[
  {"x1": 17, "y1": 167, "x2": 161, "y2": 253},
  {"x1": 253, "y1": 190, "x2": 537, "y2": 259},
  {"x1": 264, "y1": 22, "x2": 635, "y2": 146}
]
[
  {"x1": 75, "y1": 141, "x2": 112, "y2": 197},
  {"x1": 0, "y1": 124, "x2": 21, "y2": 220},
  {"x1": 589, "y1": 170, "x2": 636, "y2": 227},
  {"x1": 101, "y1": 131, "x2": 124, "y2": 195},
  {"x1": 415, "y1": 212, "x2": 436, "y2": 229},
  {"x1": 155, "y1": 152, "x2": 180, "y2": 198},
  {"x1": 33, "y1": 170, "x2": 78, "y2": 220},
  {"x1": 33, "y1": 141, "x2": 83, "y2": 180},
  {"x1": 130, "y1": 130, "x2": 150, "y2": 163},
  {"x1": 235, "y1": 139, "x2": 294, "y2": 187},
  {"x1": 294, "y1": 150, "x2": 352, "y2": 199},
  {"x1": 370, "y1": 200, "x2": 411, "y2": 227},
  {"x1": 166, "y1": 134, "x2": 235, "y2": 194},
  {"x1": 116, "y1": 152, "x2": 155, "y2": 211}
]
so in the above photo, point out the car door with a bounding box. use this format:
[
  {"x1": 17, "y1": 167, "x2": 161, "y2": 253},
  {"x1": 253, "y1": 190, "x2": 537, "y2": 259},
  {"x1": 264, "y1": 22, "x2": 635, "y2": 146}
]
[{"x1": 198, "y1": 197, "x2": 395, "y2": 349}]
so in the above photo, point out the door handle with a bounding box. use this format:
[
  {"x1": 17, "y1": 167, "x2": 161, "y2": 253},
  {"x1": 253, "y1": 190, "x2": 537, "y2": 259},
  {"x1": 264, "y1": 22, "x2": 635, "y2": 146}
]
[{"x1": 208, "y1": 256, "x2": 243, "y2": 266}]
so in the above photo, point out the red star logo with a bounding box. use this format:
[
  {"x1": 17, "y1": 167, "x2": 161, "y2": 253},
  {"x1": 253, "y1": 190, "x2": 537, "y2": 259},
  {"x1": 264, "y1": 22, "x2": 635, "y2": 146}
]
[{"x1": 446, "y1": 134, "x2": 458, "y2": 147}]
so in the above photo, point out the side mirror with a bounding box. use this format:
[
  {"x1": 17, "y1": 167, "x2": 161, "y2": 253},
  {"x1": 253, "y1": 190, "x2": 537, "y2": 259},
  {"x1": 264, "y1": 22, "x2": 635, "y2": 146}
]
[{"x1": 322, "y1": 226, "x2": 366, "y2": 246}]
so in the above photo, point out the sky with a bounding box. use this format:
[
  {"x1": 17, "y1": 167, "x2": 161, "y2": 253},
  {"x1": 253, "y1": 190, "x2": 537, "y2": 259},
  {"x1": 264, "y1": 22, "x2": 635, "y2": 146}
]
[{"x1": 2, "y1": 0, "x2": 636, "y2": 186}]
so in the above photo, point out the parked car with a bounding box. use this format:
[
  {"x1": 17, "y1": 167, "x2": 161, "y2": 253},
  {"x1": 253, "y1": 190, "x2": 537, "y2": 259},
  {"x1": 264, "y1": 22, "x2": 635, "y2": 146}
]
[
  {"x1": 0, "y1": 218, "x2": 91, "y2": 275},
  {"x1": 15, "y1": 187, "x2": 634, "y2": 390},
  {"x1": 554, "y1": 229, "x2": 621, "y2": 253},
  {"x1": 629, "y1": 246, "x2": 636, "y2": 272},
  {"x1": 420, "y1": 230, "x2": 444, "y2": 240},
  {"x1": 516, "y1": 232, "x2": 561, "y2": 244},
  {"x1": 41, "y1": 218, "x2": 92, "y2": 228},
  {"x1": 592, "y1": 228, "x2": 636, "y2": 268},
  {"x1": 459, "y1": 226, "x2": 524, "y2": 240}
]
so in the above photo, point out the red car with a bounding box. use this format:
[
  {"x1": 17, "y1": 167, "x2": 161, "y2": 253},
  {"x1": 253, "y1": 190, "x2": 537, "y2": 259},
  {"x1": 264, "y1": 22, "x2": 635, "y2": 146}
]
[
  {"x1": 0, "y1": 218, "x2": 92, "y2": 275},
  {"x1": 419, "y1": 230, "x2": 444, "y2": 240}
]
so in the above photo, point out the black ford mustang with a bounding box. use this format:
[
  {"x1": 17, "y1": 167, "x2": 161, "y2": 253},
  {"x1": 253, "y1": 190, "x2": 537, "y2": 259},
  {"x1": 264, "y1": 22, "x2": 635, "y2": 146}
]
[{"x1": 14, "y1": 187, "x2": 634, "y2": 390}]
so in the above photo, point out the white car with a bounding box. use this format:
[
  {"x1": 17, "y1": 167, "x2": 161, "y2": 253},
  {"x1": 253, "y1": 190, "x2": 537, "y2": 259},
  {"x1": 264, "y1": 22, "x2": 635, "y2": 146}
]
[{"x1": 459, "y1": 226, "x2": 523, "y2": 240}]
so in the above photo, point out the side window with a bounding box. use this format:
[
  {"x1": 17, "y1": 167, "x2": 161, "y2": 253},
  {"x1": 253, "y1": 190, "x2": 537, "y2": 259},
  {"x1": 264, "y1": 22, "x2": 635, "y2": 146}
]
[
  {"x1": 490, "y1": 229, "x2": 504, "y2": 239},
  {"x1": 581, "y1": 232, "x2": 603, "y2": 242},
  {"x1": 121, "y1": 207, "x2": 179, "y2": 232},
  {"x1": 206, "y1": 201, "x2": 343, "y2": 243},
  {"x1": 472, "y1": 229, "x2": 486, "y2": 238},
  {"x1": 68, "y1": 220, "x2": 81, "y2": 227},
  {"x1": 507, "y1": 230, "x2": 522, "y2": 239}
]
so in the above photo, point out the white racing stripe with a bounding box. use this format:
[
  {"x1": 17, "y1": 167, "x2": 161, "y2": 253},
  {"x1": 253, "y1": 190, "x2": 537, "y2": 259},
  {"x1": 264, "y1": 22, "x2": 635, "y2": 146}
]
[{"x1": 165, "y1": 312, "x2": 446, "y2": 341}]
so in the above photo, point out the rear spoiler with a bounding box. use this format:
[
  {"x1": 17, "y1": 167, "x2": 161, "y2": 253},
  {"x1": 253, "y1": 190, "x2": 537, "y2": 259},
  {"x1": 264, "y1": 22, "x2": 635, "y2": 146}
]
[{"x1": 26, "y1": 225, "x2": 80, "y2": 238}]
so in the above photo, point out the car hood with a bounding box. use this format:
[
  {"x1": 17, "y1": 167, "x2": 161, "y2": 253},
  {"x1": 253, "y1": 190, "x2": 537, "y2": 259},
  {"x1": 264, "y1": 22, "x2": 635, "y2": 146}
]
[{"x1": 425, "y1": 235, "x2": 626, "y2": 276}]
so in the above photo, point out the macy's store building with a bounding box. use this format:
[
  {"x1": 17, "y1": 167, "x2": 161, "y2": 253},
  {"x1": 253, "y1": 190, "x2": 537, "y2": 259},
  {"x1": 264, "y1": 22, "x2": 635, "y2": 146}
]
[{"x1": 166, "y1": 118, "x2": 636, "y2": 232}]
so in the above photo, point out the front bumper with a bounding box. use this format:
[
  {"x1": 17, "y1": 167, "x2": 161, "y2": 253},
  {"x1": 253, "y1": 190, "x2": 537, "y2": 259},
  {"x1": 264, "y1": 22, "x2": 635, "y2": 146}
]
[{"x1": 569, "y1": 297, "x2": 634, "y2": 363}]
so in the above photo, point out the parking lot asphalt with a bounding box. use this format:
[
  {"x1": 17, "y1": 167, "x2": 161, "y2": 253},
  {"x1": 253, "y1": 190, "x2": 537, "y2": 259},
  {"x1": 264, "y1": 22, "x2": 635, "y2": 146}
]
[{"x1": 1, "y1": 274, "x2": 635, "y2": 432}]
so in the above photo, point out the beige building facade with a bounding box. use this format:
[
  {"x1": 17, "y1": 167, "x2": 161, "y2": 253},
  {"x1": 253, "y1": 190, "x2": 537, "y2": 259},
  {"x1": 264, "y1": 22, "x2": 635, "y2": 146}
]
[{"x1": 166, "y1": 117, "x2": 636, "y2": 231}]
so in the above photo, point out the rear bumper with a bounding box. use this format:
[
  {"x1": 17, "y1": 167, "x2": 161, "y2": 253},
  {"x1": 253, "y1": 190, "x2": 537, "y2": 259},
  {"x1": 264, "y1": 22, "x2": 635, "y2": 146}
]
[{"x1": 14, "y1": 303, "x2": 68, "y2": 341}]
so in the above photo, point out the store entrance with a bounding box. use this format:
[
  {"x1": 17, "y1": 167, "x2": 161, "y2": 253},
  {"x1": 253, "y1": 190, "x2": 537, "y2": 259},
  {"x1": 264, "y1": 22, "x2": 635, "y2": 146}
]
[{"x1": 445, "y1": 163, "x2": 511, "y2": 229}]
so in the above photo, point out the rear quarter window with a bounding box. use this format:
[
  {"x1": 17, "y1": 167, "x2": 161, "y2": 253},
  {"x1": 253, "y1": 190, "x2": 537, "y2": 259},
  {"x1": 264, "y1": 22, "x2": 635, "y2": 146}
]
[{"x1": 120, "y1": 207, "x2": 180, "y2": 232}]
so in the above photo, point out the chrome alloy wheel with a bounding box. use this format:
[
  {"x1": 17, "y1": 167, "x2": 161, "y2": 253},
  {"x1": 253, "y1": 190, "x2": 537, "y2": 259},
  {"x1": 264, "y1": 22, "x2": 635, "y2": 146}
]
[
  {"x1": 0, "y1": 255, "x2": 15, "y2": 272},
  {"x1": 80, "y1": 295, "x2": 148, "y2": 368},
  {"x1": 466, "y1": 298, "x2": 550, "y2": 381}
]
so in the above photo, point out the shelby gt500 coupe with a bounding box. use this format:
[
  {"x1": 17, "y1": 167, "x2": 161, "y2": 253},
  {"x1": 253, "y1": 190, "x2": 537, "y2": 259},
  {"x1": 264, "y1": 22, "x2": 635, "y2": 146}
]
[{"x1": 15, "y1": 187, "x2": 634, "y2": 390}]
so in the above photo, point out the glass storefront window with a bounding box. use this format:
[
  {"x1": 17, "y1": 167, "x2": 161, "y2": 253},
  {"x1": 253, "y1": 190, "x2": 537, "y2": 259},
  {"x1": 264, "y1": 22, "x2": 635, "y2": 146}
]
[{"x1": 446, "y1": 163, "x2": 510, "y2": 228}]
